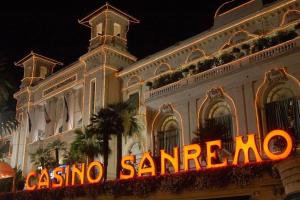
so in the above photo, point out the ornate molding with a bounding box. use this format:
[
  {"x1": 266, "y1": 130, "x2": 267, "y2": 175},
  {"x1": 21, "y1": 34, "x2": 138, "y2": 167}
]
[
  {"x1": 207, "y1": 88, "x2": 224, "y2": 100},
  {"x1": 160, "y1": 104, "x2": 173, "y2": 114},
  {"x1": 266, "y1": 68, "x2": 288, "y2": 83}
]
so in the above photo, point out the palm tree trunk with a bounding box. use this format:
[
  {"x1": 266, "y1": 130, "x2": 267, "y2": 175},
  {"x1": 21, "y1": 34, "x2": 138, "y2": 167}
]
[
  {"x1": 103, "y1": 134, "x2": 109, "y2": 181},
  {"x1": 88, "y1": 155, "x2": 95, "y2": 179},
  {"x1": 55, "y1": 149, "x2": 59, "y2": 166},
  {"x1": 116, "y1": 133, "x2": 122, "y2": 178}
]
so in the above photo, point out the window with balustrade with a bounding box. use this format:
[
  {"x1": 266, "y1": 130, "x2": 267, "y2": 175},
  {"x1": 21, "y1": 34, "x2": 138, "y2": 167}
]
[
  {"x1": 257, "y1": 68, "x2": 300, "y2": 142},
  {"x1": 203, "y1": 101, "x2": 233, "y2": 151},
  {"x1": 156, "y1": 116, "x2": 180, "y2": 154},
  {"x1": 264, "y1": 85, "x2": 300, "y2": 140},
  {"x1": 198, "y1": 88, "x2": 235, "y2": 153}
]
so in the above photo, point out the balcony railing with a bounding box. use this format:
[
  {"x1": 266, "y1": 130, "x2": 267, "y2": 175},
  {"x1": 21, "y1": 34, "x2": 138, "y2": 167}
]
[{"x1": 145, "y1": 36, "x2": 300, "y2": 102}]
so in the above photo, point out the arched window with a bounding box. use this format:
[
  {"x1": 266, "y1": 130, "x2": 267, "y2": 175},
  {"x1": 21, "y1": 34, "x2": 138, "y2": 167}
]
[
  {"x1": 204, "y1": 101, "x2": 233, "y2": 151},
  {"x1": 127, "y1": 76, "x2": 140, "y2": 87},
  {"x1": 257, "y1": 68, "x2": 300, "y2": 141},
  {"x1": 281, "y1": 10, "x2": 300, "y2": 26},
  {"x1": 157, "y1": 116, "x2": 180, "y2": 154},
  {"x1": 264, "y1": 85, "x2": 300, "y2": 139},
  {"x1": 155, "y1": 64, "x2": 170, "y2": 75},
  {"x1": 199, "y1": 88, "x2": 235, "y2": 152},
  {"x1": 186, "y1": 49, "x2": 205, "y2": 63},
  {"x1": 40, "y1": 66, "x2": 48, "y2": 78}
]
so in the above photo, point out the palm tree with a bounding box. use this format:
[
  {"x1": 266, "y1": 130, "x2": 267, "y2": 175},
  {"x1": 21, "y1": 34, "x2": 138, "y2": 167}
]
[
  {"x1": 0, "y1": 63, "x2": 18, "y2": 137},
  {"x1": 30, "y1": 146, "x2": 55, "y2": 169},
  {"x1": 47, "y1": 139, "x2": 66, "y2": 166},
  {"x1": 62, "y1": 149, "x2": 85, "y2": 165},
  {"x1": 90, "y1": 106, "x2": 123, "y2": 180},
  {"x1": 108, "y1": 100, "x2": 142, "y2": 178},
  {"x1": 0, "y1": 105, "x2": 19, "y2": 137},
  {"x1": 0, "y1": 63, "x2": 14, "y2": 106},
  {"x1": 70, "y1": 127, "x2": 103, "y2": 164}
]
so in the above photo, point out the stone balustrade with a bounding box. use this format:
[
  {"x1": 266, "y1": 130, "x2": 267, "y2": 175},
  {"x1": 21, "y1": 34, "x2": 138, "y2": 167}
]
[{"x1": 145, "y1": 36, "x2": 300, "y2": 102}]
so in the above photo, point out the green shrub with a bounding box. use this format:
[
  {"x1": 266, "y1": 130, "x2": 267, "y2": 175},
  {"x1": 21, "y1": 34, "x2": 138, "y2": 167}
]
[
  {"x1": 241, "y1": 44, "x2": 250, "y2": 50},
  {"x1": 218, "y1": 53, "x2": 235, "y2": 65},
  {"x1": 232, "y1": 47, "x2": 240, "y2": 53}
]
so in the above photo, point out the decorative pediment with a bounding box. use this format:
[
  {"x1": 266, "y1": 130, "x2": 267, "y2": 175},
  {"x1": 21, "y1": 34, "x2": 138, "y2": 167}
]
[
  {"x1": 160, "y1": 104, "x2": 173, "y2": 114},
  {"x1": 266, "y1": 68, "x2": 288, "y2": 83},
  {"x1": 207, "y1": 88, "x2": 224, "y2": 100}
]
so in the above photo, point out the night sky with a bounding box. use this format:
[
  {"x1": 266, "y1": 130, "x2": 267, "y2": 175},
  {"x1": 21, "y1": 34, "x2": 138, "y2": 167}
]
[{"x1": 0, "y1": 0, "x2": 277, "y2": 89}]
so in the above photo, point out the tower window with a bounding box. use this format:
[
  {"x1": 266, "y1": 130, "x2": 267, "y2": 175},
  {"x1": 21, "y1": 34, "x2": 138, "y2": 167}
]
[
  {"x1": 96, "y1": 23, "x2": 103, "y2": 35},
  {"x1": 113, "y1": 23, "x2": 121, "y2": 37},
  {"x1": 40, "y1": 66, "x2": 48, "y2": 78}
]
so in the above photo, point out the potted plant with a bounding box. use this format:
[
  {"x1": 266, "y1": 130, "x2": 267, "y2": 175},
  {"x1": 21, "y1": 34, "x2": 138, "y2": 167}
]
[
  {"x1": 171, "y1": 70, "x2": 183, "y2": 81},
  {"x1": 294, "y1": 23, "x2": 300, "y2": 35},
  {"x1": 218, "y1": 53, "x2": 235, "y2": 65},
  {"x1": 188, "y1": 64, "x2": 196, "y2": 75},
  {"x1": 241, "y1": 44, "x2": 250, "y2": 55},
  {"x1": 231, "y1": 47, "x2": 240, "y2": 58},
  {"x1": 181, "y1": 68, "x2": 189, "y2": 77},
  {"x1": 145, "y1": 81, "x2": 153, "y2": 90},
  {"x1": 251, "y1": 37, "x2": 268, "y2": 53}
]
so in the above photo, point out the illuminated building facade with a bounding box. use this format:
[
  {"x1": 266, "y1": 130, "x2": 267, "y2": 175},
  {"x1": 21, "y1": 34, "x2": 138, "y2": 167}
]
[{"x1": 9, "y1": 0, "x2": 300, "y2": 199}]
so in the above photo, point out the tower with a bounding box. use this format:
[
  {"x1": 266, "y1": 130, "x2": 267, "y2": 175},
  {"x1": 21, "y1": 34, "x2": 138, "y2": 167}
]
[
  {"x1": 79, "y1": 3, "x2": 139, "y2": 179},
  {"x1": 14, "y1": 51, "x2": 63, "y2": 88},
  {"x1": 79, "y1": 2, "x2": 139, "y2": 51}
]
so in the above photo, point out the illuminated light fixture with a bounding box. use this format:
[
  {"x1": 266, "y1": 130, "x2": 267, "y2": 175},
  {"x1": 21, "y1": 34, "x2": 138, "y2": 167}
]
[{"x1": 0, "y1": 162, "x2": 15, "y2": 192}]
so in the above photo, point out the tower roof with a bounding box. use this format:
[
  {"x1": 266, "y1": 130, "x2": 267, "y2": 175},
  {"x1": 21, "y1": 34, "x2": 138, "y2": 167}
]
[
  {"x1": 14, "y1": 51, "x2": 63, "y2": 67},
  {"x1": 78, "y1": 2, "x2": 140, "y2": 28}
]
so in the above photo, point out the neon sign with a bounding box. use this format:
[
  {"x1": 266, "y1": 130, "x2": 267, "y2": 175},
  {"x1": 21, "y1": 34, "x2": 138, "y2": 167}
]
[{"x1": 25, "y1": 129, "x2": 293, "y2": 190}]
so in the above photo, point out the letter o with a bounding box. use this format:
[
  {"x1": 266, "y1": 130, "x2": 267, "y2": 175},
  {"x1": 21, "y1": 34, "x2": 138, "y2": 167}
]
[
  {"x1": 263, "y1": 129, "x2": 293, "y2": 160},
  {"x1": 86, "y1": 161, "x2": 104, "y2": 184}
]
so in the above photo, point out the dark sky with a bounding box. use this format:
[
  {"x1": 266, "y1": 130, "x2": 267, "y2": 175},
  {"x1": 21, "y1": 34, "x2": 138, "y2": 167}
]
[{"x1": 0, "y1": 0, "x2": 276, "y2": 89}]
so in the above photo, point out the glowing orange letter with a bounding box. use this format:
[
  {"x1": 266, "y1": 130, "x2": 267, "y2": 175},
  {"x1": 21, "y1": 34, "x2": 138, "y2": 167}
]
[
  {"x1": 160, "y1": 147, "x2": 179, "y2": 175},
  {"x1": 38, "y1": 169, "x2": 50, "y2": 189},
  {"x1": 138, "y1": 152, "x2": 156, "y2": 176},
  {"x1": 65, "y1": 165, "x2": 70, "y2": 186},
  {"x1": 233, "y1": 134, "x2": 262, "y2": 165},
  {"x1": 86, "y1": 161, "x2": 104, "y2": 184},
  {"x1": 263, "y1": 129, "x2": 293, "y2": 160},
  {"x1": 52, "y1": 167, "x2": 64, "y2": 188},
  {"x1": 25, "y1": 171, "x2": 37, "y2": 191},
  {"x1": 120, "y1": 155, "x2": 136, "y2": 180},
  {"x1": 206, "y1": 140, "x2": 228, "y2": 168},
  {"x1": 71, "y1": 163, "x2": 85, "y2": 185},
  {"x1": 183, "y1": 144, "x2": 201, "y2": 171}
]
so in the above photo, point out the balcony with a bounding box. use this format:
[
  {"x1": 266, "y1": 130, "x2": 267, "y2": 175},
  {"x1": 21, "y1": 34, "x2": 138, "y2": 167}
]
[{"x1": 145, "y1": 36, "x2": 300, "y2": 102}]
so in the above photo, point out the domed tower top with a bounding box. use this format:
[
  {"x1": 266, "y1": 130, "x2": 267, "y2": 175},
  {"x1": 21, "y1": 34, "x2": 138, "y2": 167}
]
[{"x1": 79, "y1": 2, "x2": 140, "y2": 51}]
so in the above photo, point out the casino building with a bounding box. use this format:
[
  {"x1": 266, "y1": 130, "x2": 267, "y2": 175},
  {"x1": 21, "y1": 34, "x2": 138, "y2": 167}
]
[{"x1": 5, "y1": 0, "x2": 300, "y2": 199}]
